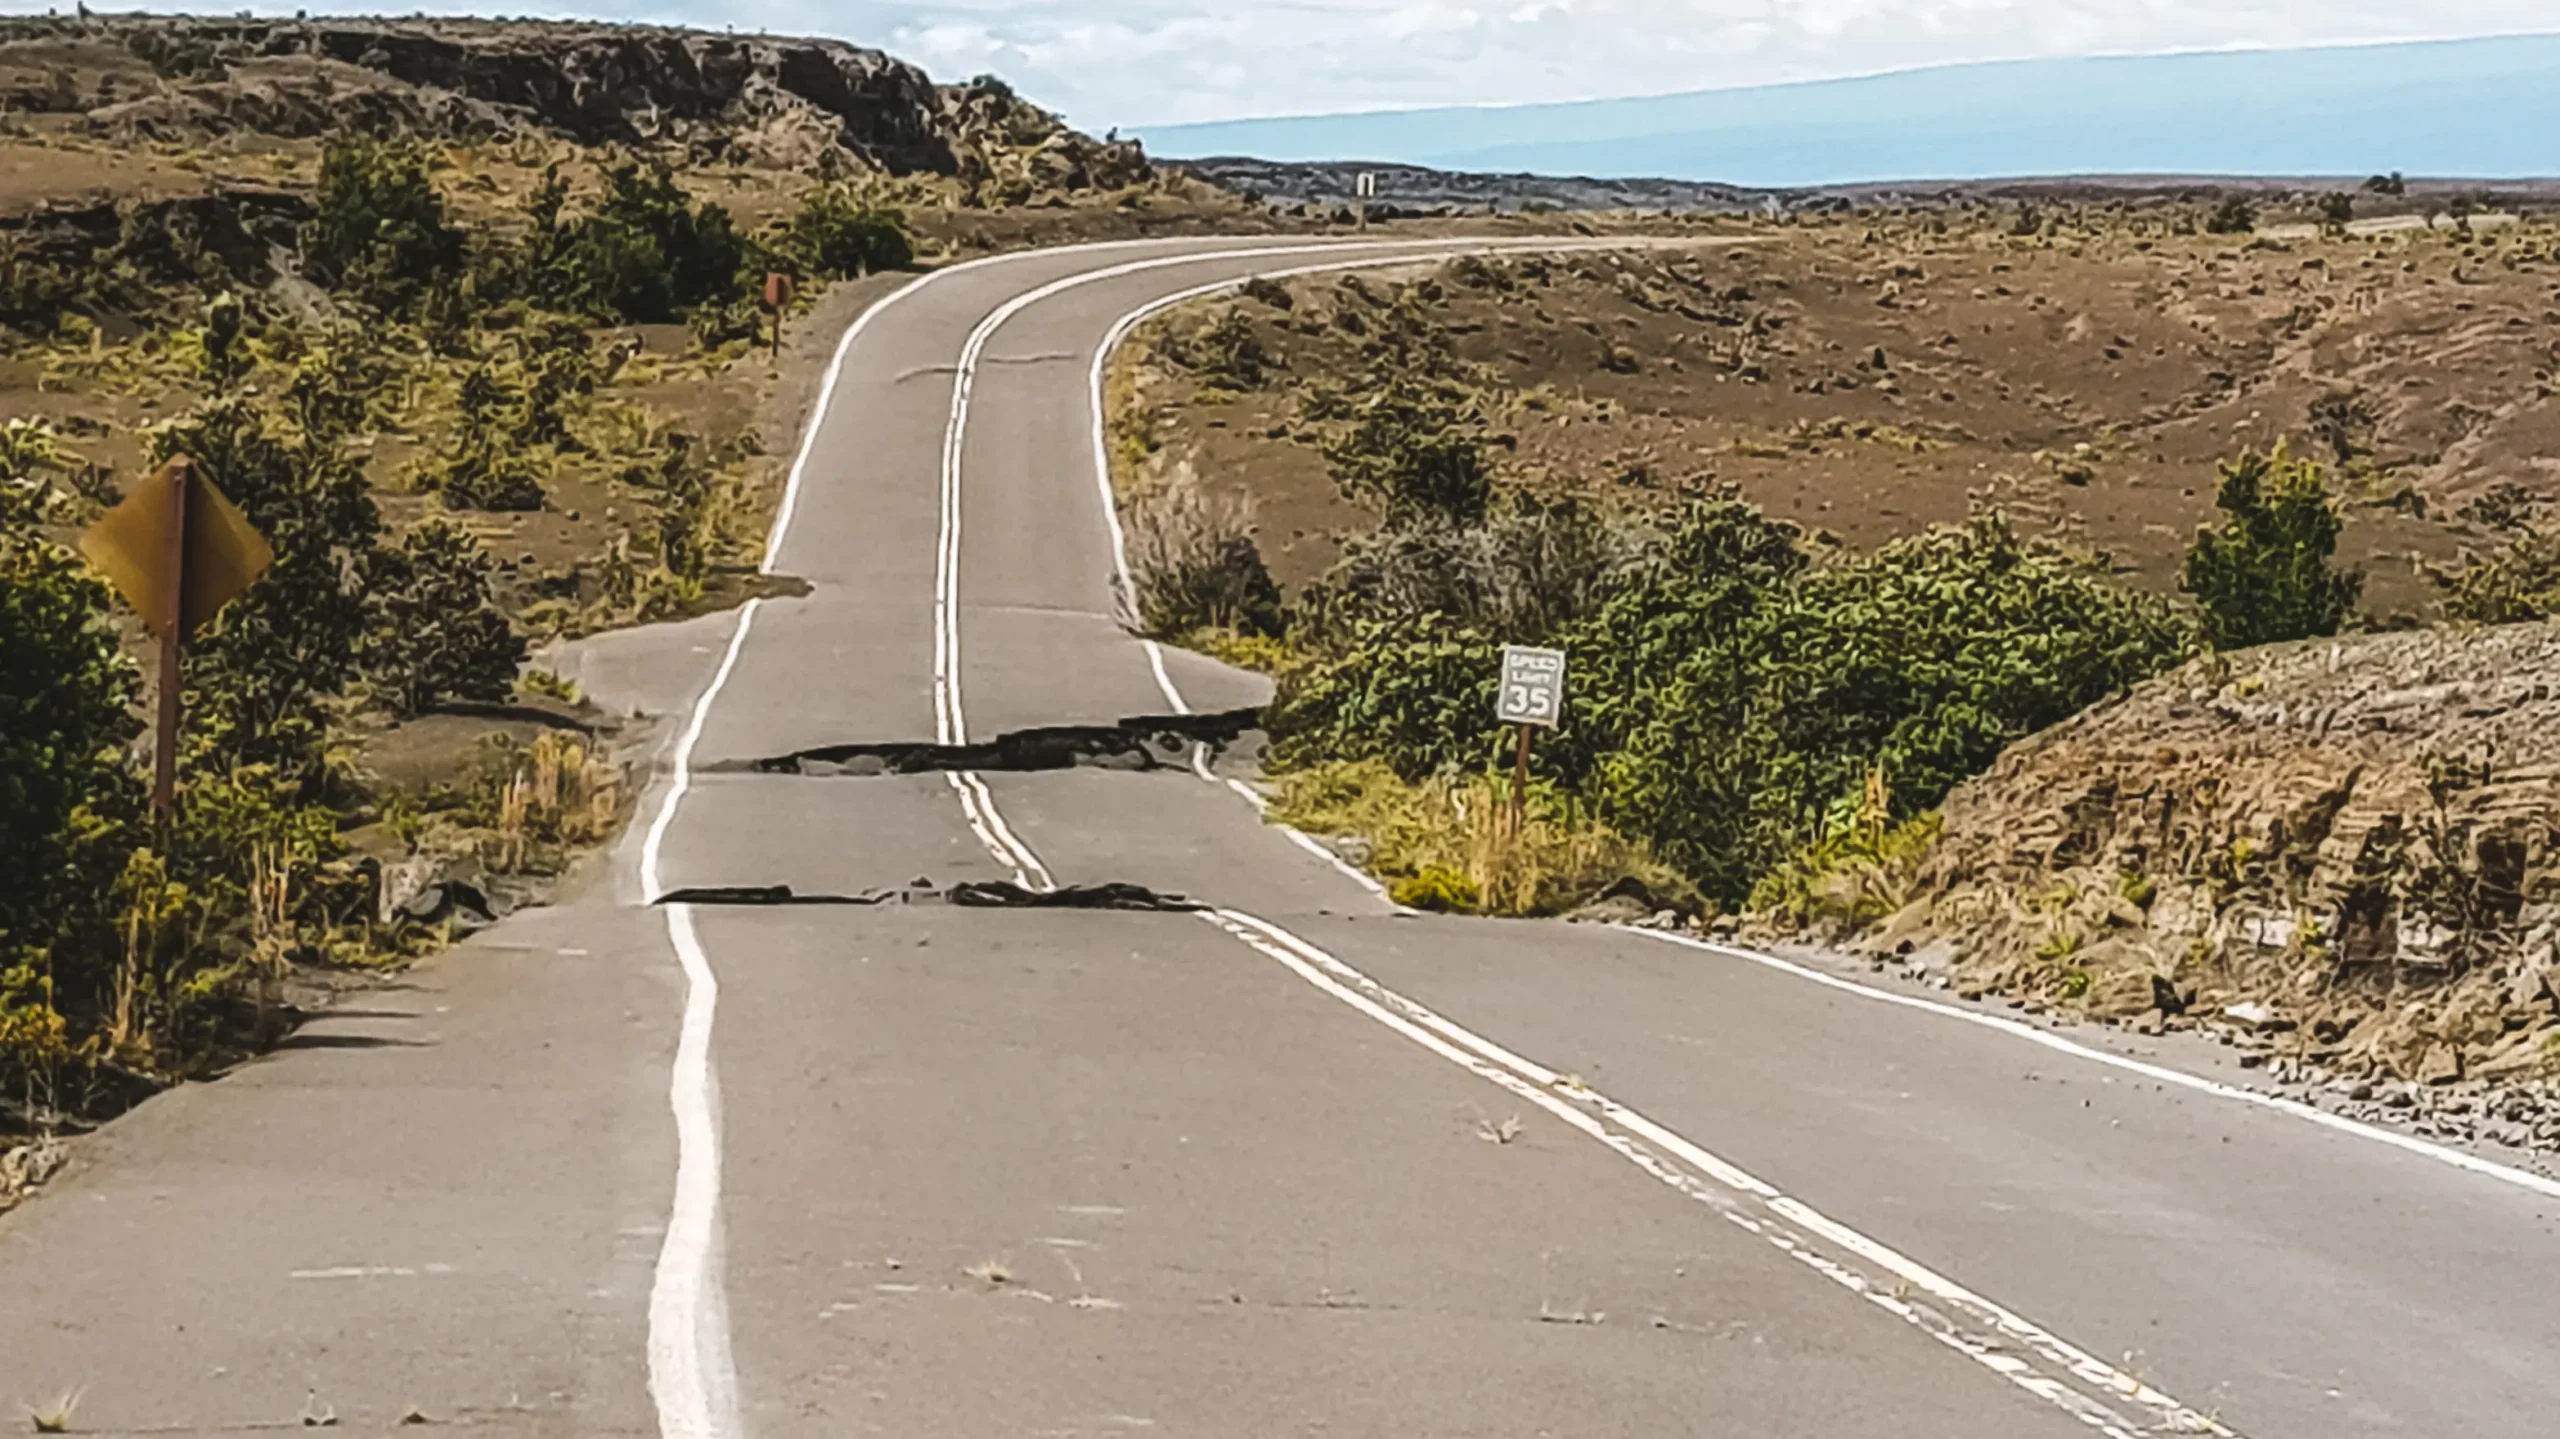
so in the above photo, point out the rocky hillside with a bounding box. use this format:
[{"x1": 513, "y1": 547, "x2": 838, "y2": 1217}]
[
  {"x1": 0, "y1": 14, "x2": 1149, "y2": 191},
  {"x1": 1848, "y1": 622, "x2": 2560, "y2": 1088}
]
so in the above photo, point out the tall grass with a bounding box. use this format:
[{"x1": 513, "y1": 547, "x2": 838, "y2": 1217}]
[{"x1": 1271, "y1": 758, "x2": 1693, "y2": 917}]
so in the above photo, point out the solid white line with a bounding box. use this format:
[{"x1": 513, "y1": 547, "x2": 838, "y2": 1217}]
[
  {"x1": 639, "y1": 598, "x2": 760, "y2": 1439},
  {"x1": 1080, "y1": 239, "x2": 1688, "y2": 626},
  {"x1": 1200, "y1": 906, "x2": 2237, "y2": 1439},
  {"x1": 1141, "y1": 639, "x2": 1187, "y2": 714},
  {"x1": 932, "y1": 239, "x2": 1624, "y2": 889},
  {"x1": 1065, "y1": 242, "x2": 1695, "y2": 907},
  {"x1": 1625, "y1": 926, "x2": 2560, "y2": 1202},
  {"x1": 639, "y1": 601, "x2": 761, "y2": 902}
]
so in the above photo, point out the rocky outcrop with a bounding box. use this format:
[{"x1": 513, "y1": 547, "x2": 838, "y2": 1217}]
[
  {"x1": 1848, "y1": 622, "x2": 2560, "y2": 1084},
  {"x1": 0, "y1": 16, "x2": 1150, "y2": 186}
]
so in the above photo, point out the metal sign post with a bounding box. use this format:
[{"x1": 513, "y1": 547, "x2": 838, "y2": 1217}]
[
  {"x1": 762, "y1": 270, "x2": 794, "y2": 358},
  {"x1": 80, "y1": 456, "x2": 272, "y2": 823},
  {"x1": 1495, "y1": 645, "x2": 1566, "y2": 838}
]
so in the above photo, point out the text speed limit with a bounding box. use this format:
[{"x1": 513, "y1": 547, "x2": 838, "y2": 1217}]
[{"x1": 1497, "y1": 645, "x2": 1566, "y2": 728}]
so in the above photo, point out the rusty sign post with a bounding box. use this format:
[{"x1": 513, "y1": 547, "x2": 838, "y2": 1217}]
[
  {"x1": 1495, "y1": 645, "x2": 1566, "y2": 840},
  {"x1": 79, "y1": 456, "x2": 272, "y2": 822},
  {"x1": 762, "y1": 270, "x2": 794, "y2": 358}
]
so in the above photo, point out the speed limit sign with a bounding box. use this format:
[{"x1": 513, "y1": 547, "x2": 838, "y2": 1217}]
[{"x1": 1497, "y1": 645, "x2": 1565, "y2": 728}]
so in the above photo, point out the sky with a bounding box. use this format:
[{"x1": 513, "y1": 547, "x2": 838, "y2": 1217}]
[{"x1": 17, "y1": 2, "x2": 2558, "y2": 129}]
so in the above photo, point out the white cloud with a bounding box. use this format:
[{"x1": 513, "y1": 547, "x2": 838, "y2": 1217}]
[{"x1": 11, "y1": 1, "x2": 2551, "y2": 129}]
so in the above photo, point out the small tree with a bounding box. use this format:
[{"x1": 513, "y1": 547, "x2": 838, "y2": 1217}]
[
  {"x1": 548, "y1": 163, "x2": 747, "y2": 324},
  {"x1": 0, "y1": 480, "x2": 139, "y2": 968},
  {"x1": 2316, "y1": 192, "x2": 2355, "y2": 236},
  {"x1": 361, "y1": 521, "x2": 527, "y2": 716},
  {"x1": 2204, "y1": 195, "x2": 2257, "y2": 235},
  {"x1": 764, "y1": 185, "x2": 912, "y2": 280},
  {"x1": 1322, "y1": 380, "x2": 1491, "y2": 526},
  {"x1": 303, "y1": 137, "x2": 464, "y2": 313},
  {"x1": 2182, "y1": 445, "x2": 2362, "y2": 649},
  {"x1": 150, "y1": 400, "x2": 383, "y2": 784}
]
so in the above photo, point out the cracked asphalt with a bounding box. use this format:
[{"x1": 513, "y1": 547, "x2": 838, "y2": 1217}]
[{"x1": 5, "y1": 236, "x2": 2558, "y2": 1438}]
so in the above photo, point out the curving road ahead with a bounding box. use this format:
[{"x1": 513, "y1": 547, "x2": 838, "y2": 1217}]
[{"x1": 5, "y1": 236, "x2": 2558, "y2": 1439}]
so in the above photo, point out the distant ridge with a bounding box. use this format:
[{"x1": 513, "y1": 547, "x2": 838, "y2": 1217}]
[{"x1": 1131, "y1": 36, "x2": 2560, "y2": 187}]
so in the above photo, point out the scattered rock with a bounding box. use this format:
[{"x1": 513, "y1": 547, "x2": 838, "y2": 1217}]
[{"x1": 2415, "y1": 1042, "x2": 2466, "y2": 1087}]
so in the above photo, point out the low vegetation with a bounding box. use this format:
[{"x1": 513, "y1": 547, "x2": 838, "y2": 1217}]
[
  {"x1": 0, "y1": 130, "x2": 921, "y2": 1128},
  {"x1": 1119, "y1": 247, "x2": 2405, "y2": 919}
]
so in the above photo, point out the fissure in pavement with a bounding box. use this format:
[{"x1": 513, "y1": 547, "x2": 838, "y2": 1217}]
[
  {"x1": 731, "y1": 708, "x2": 1261, "y2": 777},
  {"x1": 654, "y1": 880, "x2": 1206, "y2": 911}
]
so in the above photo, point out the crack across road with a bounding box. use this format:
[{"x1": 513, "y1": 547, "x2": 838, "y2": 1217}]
[{"x1": 731, "y1": 707, "x2": 1260, "y2": 776}]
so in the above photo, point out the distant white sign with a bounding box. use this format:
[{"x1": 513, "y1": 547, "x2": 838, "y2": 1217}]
[
  {"x1": 1354, "y1": 170, "x2": 1377, "y2": 199},
  {"x1": 1497, "y1": 645, "x2": 1566, "y2": 728}
]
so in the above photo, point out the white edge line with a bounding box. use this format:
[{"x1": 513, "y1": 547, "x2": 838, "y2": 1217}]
[
  {"x1": 1076, "y1": 242, "x2": 1701, "y2": 907},
  {"x1": 640, "y1": 596, "x2": 759, "y2": 1439},
  {"x1": 939, "y1": 237, "x2": 2233, "y2": 1434},
  {"x1": 1624, "y1": 926, "x2": 2560, "y2": 1202},
  {"x1": 1199, "y1": 905, "x2": 2229, "y2": 1439}
]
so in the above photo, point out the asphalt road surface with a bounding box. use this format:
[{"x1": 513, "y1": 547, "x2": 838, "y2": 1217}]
[{"x1": 7, "y1": 236, "x2": 2559, "y2": 1439}]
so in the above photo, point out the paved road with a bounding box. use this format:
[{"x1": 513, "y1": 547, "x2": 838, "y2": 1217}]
[{"x1": 6, "y1": 236, "x2": 2558, "y2": 1438}]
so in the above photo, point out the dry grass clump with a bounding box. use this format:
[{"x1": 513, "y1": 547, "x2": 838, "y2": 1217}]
[
  {"x1": 1122, "y1": 463, "x2": 1282, "y2": 638},
  {"x1": 1270, "y1": 758, "x2": 1691, "y2": 917},
  {"x1": 484, "y1": 730, "x2": 622, "y2": 874}
]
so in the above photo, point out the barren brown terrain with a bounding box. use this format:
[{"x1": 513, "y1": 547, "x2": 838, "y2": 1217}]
[{"x1": 1118, "y1": 208, "x2": 2560, "y2": 618}]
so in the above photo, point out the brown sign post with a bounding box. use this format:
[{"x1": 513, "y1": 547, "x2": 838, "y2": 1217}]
[
  {"x1": 762, "y1": 270, "x2": 794, "y2": 358},
  {"x1": 79, "y1": 457, "x2": 272, "y2": 820}
]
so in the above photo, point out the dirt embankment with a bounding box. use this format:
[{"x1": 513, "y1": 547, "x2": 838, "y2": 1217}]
[{"x1": 1120, "y1": 213, "x2": 2560, "y2": 617}]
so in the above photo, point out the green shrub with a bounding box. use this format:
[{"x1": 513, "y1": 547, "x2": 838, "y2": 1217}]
[
  {"x1": 2182, "y1": 444, "x2": 2362, "y2": 649},
  {"x1": 149, "y1": 401, "x2": 381, "y2": 786},
  {"x1": 764, "y1": 185, "x2": 913, "y2": 279},
  {"x1": 546, "y1": 163, "x2": 747, "y2": 325},
  {"x1": 431, "y1": 365, "x2": 546, "y2": 512},
  {"x1": 361, "y1": 521, "x2": 528, "y2": 717},
  {"x1": 1169, "y1": 309, "x2": 1271, "y2": 390},
  {"x1": 1123, "y1": 471, "x2": 1284, "y2": 638},
  {"x1": 0, "y1": 482, "x2": 141, "y2": 969},
  {"x1": 2204, "y1": 195, "x2": 2258, "y2": 235},
  {"x1": 1272, "y1": 502, "x2": 2193, "y2": 907},
  {"x1": 2437, "y1": 531, "x2": 2560, "y2": 624},
  {"x1": 1391, "y1": 867, "x2": 1478, "y2": 913},
  {"x1": 1321, "y1": 378, "x2": 1492, "y2": 525},
  {"x1": 1295, "y1": 493, "x2": 1638, "y2": 650},
  {"x1": 433, "y1": 441, "x2": 546, "y2": 512},
  {"x1": 1272, "y1": 758, "x2": 1686, "y2": 917},
  {"x1": 304, "y1": 137, "x2": 465, "y2": 313}
]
